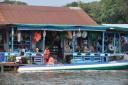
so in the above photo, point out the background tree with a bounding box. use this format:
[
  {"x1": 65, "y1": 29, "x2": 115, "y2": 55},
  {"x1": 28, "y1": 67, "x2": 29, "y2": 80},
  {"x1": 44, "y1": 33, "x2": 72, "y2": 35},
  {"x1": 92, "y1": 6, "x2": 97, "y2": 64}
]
[
  {"x1": 100, "y1": 0, "x2": 128, "y2": 23},
  {"x1": 2, "y1": 0, "x2": 27, "y2": 5},
  {"x1": 65, "y1": 0, "x2": 128, "y2": 24}
]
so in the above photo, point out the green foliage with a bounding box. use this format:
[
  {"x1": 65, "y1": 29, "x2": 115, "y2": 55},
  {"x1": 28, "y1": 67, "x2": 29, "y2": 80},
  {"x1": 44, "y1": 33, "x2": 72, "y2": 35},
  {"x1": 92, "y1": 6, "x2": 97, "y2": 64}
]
[
  {"x1": 100, "y1": 0, "x2": 128, "y2": 23},
  {"x1": 3, "y1": 0, "x2": 27, "y2": 5},
  {"x1": 65, "y1": 0, "x2": 128, "y2": 24},
  {"x1": 66, "y1": 2, "x2": 78, "y2": 7}
]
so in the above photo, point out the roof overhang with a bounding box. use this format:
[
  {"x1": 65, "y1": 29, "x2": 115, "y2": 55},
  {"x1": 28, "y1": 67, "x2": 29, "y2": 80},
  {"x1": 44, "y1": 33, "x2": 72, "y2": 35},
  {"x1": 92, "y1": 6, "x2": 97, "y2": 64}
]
[
  {"x1": 16, "y1": 24, "x2": 110, "y2": 31},
  {"x1": 103, "y1": 24, "x2": 128, "y2": 31}
]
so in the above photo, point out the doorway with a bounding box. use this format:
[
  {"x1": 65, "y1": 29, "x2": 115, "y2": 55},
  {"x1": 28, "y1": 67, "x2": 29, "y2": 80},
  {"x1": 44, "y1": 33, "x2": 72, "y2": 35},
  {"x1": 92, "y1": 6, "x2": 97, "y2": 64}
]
[{"x1": 45, "y1": 31, "x2": 64, "y2": 63}]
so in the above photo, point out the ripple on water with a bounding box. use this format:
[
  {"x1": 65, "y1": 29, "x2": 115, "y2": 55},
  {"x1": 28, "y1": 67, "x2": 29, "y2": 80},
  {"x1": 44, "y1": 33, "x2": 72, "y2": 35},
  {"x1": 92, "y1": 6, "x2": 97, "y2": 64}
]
[{"x1": 0, "y1": 70, "x2": 128, "y2": 85}]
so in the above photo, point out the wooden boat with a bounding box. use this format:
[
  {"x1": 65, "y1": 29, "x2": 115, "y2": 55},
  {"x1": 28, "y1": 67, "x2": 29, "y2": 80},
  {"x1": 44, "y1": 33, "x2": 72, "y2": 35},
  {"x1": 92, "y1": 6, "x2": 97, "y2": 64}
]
[
  {"x1": 16, "y1": 24, "x2": 128, "y2": 73},
  {"x1": 18, "y1": 60, "x2": 128, "y2": 73}
]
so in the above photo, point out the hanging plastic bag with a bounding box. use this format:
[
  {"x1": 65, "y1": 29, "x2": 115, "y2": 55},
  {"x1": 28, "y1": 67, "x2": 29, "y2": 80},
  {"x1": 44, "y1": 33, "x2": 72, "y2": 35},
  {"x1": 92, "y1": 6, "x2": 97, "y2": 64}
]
[{"x1": 17, "y1": 31, "x2": 22, "y2": 42}]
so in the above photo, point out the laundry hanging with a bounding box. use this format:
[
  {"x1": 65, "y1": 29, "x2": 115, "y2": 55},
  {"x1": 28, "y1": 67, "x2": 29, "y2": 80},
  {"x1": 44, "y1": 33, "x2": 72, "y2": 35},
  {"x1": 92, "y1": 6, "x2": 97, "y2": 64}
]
[{"x1": 82, "y1": 31, "x2": 87, "y2": 38}]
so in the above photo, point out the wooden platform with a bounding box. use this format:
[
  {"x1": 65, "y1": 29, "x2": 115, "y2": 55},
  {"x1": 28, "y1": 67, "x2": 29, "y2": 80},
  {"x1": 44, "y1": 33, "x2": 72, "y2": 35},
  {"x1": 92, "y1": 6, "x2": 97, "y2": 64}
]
[{"x1": 0, "y1": 62, "x2": 20, "y2": 73}]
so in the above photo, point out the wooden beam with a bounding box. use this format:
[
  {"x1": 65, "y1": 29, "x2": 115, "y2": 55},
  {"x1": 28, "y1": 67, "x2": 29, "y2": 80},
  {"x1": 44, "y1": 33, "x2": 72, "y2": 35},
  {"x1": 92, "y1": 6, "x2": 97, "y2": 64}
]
[{"x1": 0, "y1": 64, "x2": 4, "y2": 73}]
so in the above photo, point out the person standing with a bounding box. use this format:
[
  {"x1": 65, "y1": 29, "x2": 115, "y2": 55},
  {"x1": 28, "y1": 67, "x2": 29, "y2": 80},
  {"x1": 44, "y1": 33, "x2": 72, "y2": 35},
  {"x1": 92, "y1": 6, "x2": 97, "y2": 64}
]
[{"x1": 44, "y1": 47, "x2": 50, "y2": 63}]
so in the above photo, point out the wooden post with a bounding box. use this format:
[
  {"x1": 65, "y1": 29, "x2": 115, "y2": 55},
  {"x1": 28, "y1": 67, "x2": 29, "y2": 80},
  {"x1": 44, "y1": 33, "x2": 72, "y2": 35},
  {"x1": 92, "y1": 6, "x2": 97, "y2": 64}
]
[
  {"x1": 0, "y1": 64, "x2": 4, "y2": 73},
  {"x1": 14, "y1": 66, "x2": 17, "y2": 72}
]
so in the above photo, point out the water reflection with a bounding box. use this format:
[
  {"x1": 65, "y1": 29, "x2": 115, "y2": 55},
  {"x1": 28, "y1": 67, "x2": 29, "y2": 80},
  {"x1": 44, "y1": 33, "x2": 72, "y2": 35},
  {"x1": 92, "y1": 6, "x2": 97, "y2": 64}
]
[{"x1": 0, "y1": 71, "x2": 128, "y2": 85}]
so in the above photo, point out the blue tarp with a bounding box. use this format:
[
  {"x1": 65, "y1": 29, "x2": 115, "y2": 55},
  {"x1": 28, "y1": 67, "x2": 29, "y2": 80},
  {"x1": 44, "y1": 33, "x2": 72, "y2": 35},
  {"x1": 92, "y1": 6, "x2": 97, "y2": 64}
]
[
  {"x1": 0, "y1": 53, "x2": 5, "y2": 62},
  {"x1": 16, "y1": 24, "x2": 110, "y2": 31}
]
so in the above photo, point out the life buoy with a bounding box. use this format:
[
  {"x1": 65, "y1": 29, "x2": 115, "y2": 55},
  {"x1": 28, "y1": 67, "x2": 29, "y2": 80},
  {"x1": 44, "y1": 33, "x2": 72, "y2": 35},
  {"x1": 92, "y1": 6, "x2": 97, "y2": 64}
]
[
  {"x1": 76, "y1": 31, "x2": 81, "y2": 37},
  {"x1": 108, "y1": 44, "x2": 114, "y2": 51},
  {"x1": 82, "y1": 31, "x2": 87, "y2": 38}
]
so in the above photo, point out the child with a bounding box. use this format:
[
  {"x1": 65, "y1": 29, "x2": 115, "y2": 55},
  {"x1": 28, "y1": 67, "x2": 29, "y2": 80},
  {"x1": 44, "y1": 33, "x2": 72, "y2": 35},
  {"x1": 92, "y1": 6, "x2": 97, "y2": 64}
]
[
  {"x1": 47, "y1": 57, "x2": 56, "y2": 65},
  {"x1": 44, "y1": 47, "x2": 50, "y2": 63}
]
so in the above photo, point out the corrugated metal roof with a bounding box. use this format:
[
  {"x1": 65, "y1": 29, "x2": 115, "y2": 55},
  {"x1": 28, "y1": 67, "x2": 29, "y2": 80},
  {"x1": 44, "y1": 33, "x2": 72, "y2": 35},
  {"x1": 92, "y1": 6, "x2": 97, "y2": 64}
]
[{"x1": 0, "y1": 4, "x2": 98, "y2": 25}]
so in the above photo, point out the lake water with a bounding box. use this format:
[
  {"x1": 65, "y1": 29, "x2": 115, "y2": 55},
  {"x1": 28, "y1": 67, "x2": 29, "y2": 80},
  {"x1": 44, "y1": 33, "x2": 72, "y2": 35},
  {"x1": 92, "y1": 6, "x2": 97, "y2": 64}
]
[{"x1": 0, "y1": 70, "x2": 128, "y2": 85}]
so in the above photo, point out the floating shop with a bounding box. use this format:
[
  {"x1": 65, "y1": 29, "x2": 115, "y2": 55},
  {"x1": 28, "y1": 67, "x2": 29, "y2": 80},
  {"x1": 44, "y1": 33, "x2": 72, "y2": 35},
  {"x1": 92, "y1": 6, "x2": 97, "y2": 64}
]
[{"x1": 0, "y1": 4, "x2": 128, "y2": 72}]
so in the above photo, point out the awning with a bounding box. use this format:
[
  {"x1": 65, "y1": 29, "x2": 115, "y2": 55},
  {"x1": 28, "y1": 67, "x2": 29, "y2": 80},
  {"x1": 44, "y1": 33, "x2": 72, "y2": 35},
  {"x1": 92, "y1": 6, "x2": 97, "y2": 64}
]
[
  {"x1": 103, "y1": 24, "x2": 128, "y2": 31},
  {"x1": 16, "y1": 24, "x2": 110, "y2": 31}
]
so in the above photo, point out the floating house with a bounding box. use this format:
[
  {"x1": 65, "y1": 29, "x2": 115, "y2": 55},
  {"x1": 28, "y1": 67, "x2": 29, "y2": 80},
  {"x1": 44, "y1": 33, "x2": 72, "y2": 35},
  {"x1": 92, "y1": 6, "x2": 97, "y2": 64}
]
[{"x1": 0, "y1": 4, "x2": 128, "y2": 67}]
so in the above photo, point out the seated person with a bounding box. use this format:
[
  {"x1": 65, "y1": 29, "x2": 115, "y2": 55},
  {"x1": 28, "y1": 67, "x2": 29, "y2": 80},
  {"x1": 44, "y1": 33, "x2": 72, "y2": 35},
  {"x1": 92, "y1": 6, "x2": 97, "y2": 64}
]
[
  {"x1": 20, "y1": 47, "x2": 25, "y2": 56},
  {"x1": 89, "y1": 45, "x2": 96, "y2": 52},
  {"x1": 47, "y1": 56, "x2": 56, "y2": 65},
  {"x1": 36, "y1": 48, "x2": 40, "y2": 53},
  {"x1": 44, "y1": 47, "x2": 50, "y2": 63}
]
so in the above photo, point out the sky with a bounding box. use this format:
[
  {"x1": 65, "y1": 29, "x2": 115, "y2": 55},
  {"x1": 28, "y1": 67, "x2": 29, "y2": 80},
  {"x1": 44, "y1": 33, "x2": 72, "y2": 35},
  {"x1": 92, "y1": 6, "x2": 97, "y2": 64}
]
[{"x1": 13, "y1": 0, "x2": 101, "y2": 7}]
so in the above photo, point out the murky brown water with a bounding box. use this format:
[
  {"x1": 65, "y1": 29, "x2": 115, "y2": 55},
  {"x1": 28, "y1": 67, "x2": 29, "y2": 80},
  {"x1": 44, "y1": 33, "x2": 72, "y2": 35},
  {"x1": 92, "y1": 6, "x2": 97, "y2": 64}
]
[{"x1": 0, "y1": 70, "x2": 128, "y2": 85}]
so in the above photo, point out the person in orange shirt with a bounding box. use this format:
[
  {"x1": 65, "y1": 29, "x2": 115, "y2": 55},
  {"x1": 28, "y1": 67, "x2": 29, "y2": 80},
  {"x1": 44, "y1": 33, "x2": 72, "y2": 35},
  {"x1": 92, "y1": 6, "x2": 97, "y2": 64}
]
[{"x1": 44, "y1": 47, "x2": 50, "y2": 63}]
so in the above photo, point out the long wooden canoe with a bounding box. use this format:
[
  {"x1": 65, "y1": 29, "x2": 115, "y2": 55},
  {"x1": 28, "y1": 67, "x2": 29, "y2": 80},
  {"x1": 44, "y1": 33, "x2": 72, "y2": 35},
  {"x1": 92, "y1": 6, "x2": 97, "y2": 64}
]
[{"x1": 18, "y1": 60, "x2": 128, "y2": 73}]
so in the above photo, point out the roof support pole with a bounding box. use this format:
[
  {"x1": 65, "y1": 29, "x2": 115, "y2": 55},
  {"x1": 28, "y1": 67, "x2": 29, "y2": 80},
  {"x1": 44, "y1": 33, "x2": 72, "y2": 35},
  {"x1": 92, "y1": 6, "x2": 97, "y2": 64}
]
[
  {"x1": 72, "y1": 31, "x2": 75, "y2": 63},
  {"x1": 60, "y1": 32, "x2": 64, "y2": 57},
  {"x1": 6, "y1": 31, "x2": 9, "y2": 52},
  {"x1": 118, "y1": 33, "x2": 121, "y2": 53},
  {"x1": 72, "y1": 31, "x2": 75, "y2": 53},
  {"x1": 11, "y1": 27, "x2": 14, "y2": 52},
  {"x1": 29, "y1": 32, "x2": 32, "y2": 51},
  {"x1": 114, "y1": 33, "x2": 116, "y2": 54},
  {"x1": 42, "y1": 30, "x2": 46, "y2": 64},
  {"x1": 5, "y1": 31, "x2": 9, "y2": 62},
  {"x1": 102, "y1": 31, "x2": 105, "y2": 62},
  {"x1": 102, "y1": 31, "x2": 105, "y2": 53}
]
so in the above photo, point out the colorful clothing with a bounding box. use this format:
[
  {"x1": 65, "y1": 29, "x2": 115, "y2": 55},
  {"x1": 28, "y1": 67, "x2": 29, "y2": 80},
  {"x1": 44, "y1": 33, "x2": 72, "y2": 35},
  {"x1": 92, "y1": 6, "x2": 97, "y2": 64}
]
[
  {"x1": 44, "y1": 49, "x2": 50, "y2": 63},
  {"x1": 47, "y1": 57, "x2": 55, "y2": 64}
]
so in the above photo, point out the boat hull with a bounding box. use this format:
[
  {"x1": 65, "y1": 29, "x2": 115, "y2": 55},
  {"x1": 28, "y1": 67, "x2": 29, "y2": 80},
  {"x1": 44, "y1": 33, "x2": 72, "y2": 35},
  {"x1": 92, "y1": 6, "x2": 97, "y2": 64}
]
[{"x1": 18, "y1": 61, "x2": 128, "y2": 73}]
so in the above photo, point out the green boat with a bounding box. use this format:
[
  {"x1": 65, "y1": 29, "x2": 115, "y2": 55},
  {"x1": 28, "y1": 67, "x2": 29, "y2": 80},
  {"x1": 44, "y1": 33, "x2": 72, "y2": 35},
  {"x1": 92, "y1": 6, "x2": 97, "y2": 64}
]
[{"x1": 18, "y1": 60, "x2": 128, "y2": 73}]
